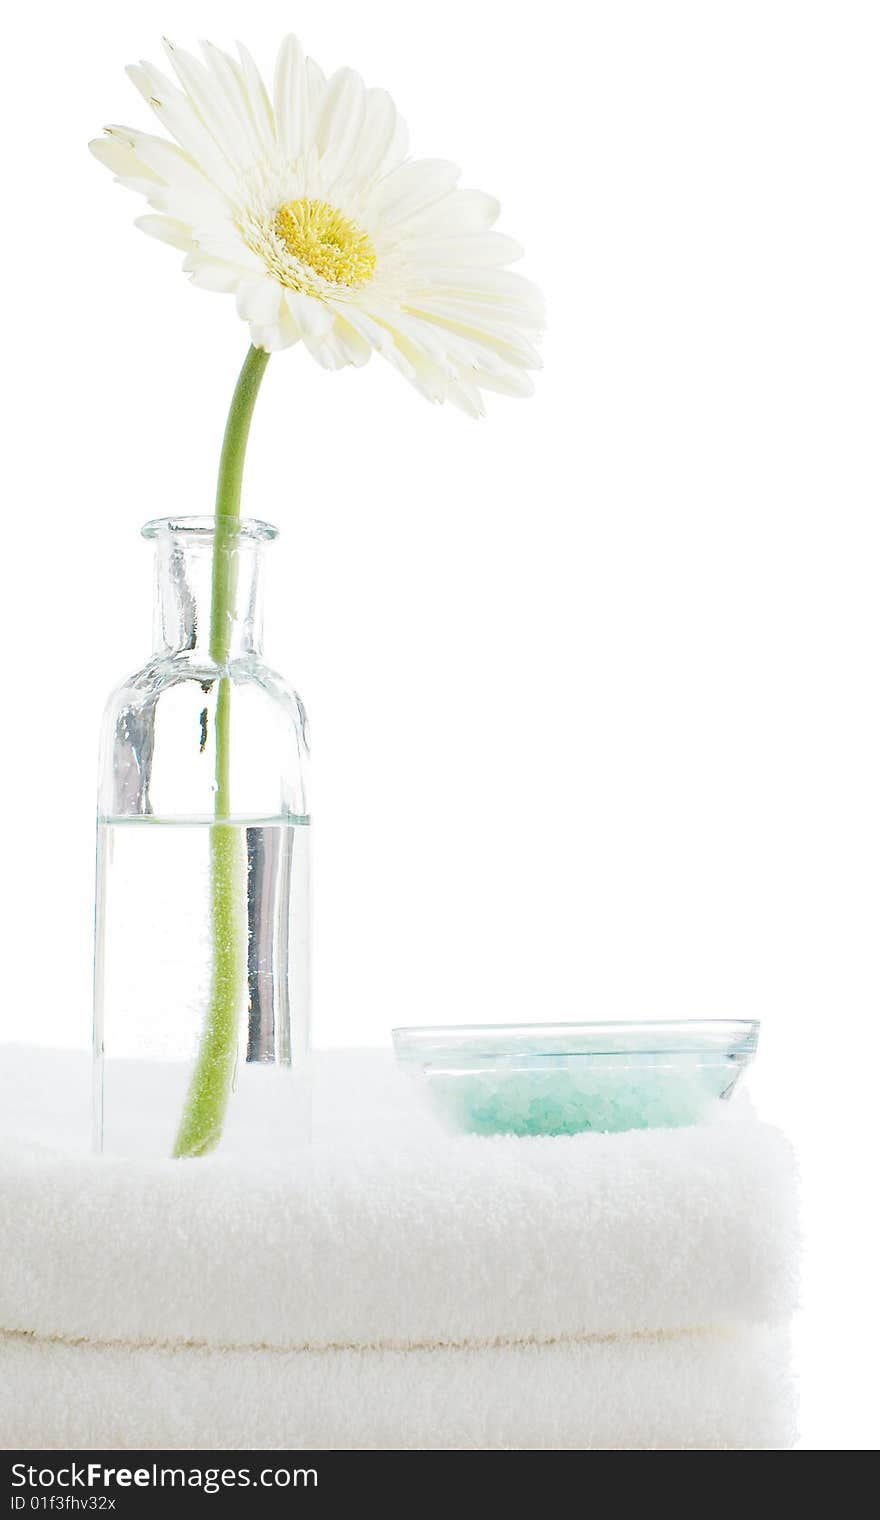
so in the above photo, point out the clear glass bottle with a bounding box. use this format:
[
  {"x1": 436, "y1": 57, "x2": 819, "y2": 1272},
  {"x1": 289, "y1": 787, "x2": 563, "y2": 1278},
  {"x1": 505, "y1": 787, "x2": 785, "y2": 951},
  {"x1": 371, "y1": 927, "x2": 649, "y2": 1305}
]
[{"x1": 94, "y1": 516, "x2": 310, "y2": 1158}]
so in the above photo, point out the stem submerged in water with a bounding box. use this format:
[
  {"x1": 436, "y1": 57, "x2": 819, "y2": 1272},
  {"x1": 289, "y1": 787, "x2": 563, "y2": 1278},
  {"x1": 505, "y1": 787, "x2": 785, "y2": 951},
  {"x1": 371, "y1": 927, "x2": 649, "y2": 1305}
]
[
  {"x1": 173, "y1": 346, "x2": 271, "y2": 1159},
  {"x1": 172, "y1": 815, "x2": 244, "y2": 1157}
]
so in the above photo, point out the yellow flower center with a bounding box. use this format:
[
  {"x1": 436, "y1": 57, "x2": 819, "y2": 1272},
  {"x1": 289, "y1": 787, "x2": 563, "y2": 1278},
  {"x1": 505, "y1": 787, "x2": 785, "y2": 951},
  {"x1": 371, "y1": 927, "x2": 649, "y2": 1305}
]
[{"x1": 273, "y1": 199, "x2": 376, "y2": 288}]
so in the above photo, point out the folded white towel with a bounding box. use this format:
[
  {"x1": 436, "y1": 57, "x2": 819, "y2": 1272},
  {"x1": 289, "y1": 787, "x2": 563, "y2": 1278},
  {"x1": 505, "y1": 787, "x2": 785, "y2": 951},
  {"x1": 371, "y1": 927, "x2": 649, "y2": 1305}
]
[
  {"x1": 0, "y1": 1327, "x2": 794, "y2": 1451},
  {"x1": 0, "y1": 1046, "x2": 797, "y2": 1352}
]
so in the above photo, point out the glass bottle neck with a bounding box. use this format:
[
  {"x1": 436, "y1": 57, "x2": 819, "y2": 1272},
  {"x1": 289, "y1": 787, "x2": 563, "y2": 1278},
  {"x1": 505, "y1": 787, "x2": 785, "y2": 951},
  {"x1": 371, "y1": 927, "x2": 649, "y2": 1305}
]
[{"x1": 150, "y1": 523, "x2": 269, "y2": 660}]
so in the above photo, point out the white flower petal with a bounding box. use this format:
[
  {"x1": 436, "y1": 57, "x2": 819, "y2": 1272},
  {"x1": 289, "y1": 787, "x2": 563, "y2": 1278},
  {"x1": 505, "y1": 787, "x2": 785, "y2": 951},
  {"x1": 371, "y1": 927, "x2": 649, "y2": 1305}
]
[
  {"x1": 372, "y1": 342, "x2": 417, "y2": 383},
  {"x1": 135, "y1": 214, "x2": 195, "y2": 250},
  {"x1": 392, "y1": 344, "x2": 450, "y2": 403},
  {"x1": 369, "y1": 159, "x2": 461, "y2": 229},
  {"x1": 338, "y1": 306, "x2": 400, "y2": 359},
  {"x1": 125, "y1": 63, "x2": 236, "y2": 195},
  {"x1": 359, "y1": 298, "x2": 449, "y2": 365},
  {"x1": 348, "y1": 301, "x2": 454, "y2": 402},
  {"x1": 112, "y1": 128, "x2": 216, "y2": 198},
  {"x1": 396, "y1": 188, "x2": 501, "y2": 239},
  {"x1": 404, "y1": 301, "x2": 544, "y2": 367},
  {"x1": 236, "y1": 275, "x2": 284, "y2": 324},
  {"x1": 284, "y1": 290, "x2": 335, "y2": 338},
  {"x1": 471, "y1": 366, "x2": 534, "y2": 397},
  {"x1": 302, "y1": 331, "x2": 352, "y2": 370},
  {"x1": 410, "y1": 265, "x2": 545, "y2": 314},
  {"x1": 250, "y1": 312, "x2": 300, "y2": 351},
  {"x1": 89, "y1": 132, "x2": 163, "y2": 184},
  {"x1": 197, "y1": 41, "x2": 269, "y2": 166},
  {"x1": 447, "y1": 379, "x2": 485, "y2": 419},
  {"x1": 315, "y1": 68, "x2": 366, "y2": 178},
  {"x1": 235, "y1": 43, "x2": 277, "y2": 153},
  {"x1": 154, "y1": 185, "x2": 231, "y2": 225},
  {"x1": 183, "y1": 255, "x2": 242, "y2": 292},
  {"x1": 328, "y1": 315, "x2": 373, "y2": 367},
  {"x1": 404, "y1": 232, "x2": 524, "y2": 268},
  {"x1": 191, "y1": 226, "x2": 263, "y2": 268},
  {"x1": 341, "y1": 88, "x2": 400, "y2": 191},
  {"x1": 118, "y1": 177, "x2": 168, "y2": 199},
  {"x1": 408, "y1": 294, "x2": 545, "y2": 340},
  {"x1": 161, "y1": 39, "x2": 253, "y2": 174},
  {"x1": 274, "y1": 35, "x2": 323, "y2": 161},
  {"x1": 380, "y1": 106, "x2": 409, "y2": 179}
]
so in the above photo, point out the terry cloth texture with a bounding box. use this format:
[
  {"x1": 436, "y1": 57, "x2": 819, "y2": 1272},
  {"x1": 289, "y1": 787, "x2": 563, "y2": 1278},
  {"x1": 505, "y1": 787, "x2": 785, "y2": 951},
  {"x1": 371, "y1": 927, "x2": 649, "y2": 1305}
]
[
  {"x1": 0, "y1": 1327, "x2": 794, "y2": 1451},
  {"x1": 0, "y1": 1044, "x2": 799, "y2": 1449}
]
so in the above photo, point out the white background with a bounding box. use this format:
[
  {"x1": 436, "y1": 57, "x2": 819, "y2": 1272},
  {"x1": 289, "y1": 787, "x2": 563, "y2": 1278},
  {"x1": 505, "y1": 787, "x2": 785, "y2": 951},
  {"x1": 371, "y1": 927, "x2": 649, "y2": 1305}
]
[{"x1": 2, "y1": 0, "x2": 878, "y2": 1450}]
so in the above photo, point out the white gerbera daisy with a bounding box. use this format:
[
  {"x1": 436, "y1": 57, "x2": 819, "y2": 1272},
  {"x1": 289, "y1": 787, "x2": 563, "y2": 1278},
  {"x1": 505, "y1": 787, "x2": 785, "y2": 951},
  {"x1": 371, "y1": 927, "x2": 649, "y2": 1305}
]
[{"x1": 90, "y1": 36, "x2": 543, "y2": 416}]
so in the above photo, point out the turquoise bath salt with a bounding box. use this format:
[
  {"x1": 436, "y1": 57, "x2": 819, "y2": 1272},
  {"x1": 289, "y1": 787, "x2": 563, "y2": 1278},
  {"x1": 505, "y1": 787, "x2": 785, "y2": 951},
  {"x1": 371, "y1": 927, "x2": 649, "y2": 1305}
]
[
  {"x1": 423, "y1": 1060, "x2": 722, "y2": 1137},
  {"x1": 393, "y1": 1022, "x2": 759, "y2": 1138}
]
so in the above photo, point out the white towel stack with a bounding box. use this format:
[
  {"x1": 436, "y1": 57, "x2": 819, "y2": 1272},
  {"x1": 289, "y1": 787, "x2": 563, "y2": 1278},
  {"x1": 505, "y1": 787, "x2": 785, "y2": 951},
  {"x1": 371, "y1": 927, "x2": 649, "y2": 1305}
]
[{"x1": 0, "y1": 1046, "x2": 798, "y2": 1450}]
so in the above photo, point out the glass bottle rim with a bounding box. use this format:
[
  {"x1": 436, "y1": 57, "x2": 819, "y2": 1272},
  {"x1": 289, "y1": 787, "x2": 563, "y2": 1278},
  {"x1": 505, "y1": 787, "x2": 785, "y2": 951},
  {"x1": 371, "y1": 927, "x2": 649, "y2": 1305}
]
[{"x1": 141, "y1": 514, "x2": 279, "y2": 544}]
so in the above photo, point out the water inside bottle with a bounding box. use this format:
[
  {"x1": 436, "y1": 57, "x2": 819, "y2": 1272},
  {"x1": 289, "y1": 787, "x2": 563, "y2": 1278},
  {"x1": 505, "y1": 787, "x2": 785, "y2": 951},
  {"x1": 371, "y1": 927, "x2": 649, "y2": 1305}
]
[{"x1": 93, "y1": 816, "x2": 310, "y2": 1157}]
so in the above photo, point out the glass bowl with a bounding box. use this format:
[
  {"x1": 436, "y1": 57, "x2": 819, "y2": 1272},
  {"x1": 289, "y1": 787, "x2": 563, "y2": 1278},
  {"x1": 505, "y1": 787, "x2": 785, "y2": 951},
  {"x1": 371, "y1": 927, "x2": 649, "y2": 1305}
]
[{"x1": 392, "y1": 1020, "x2": 760, "y2": 1136}]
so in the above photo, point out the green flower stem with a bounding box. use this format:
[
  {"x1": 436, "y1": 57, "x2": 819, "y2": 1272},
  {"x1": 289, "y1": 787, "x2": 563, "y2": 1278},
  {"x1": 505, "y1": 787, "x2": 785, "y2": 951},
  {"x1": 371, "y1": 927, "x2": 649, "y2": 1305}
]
[
  {"x1": 208, "y1": 345, "x2": 271, "y2": 667},
  {"x1": 173, "y1": 345, "x2": 270, "y2": 1159}
]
